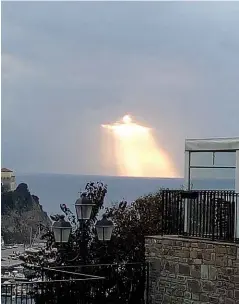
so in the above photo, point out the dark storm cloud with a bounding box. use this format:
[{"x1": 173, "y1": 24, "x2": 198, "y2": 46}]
[{"x1": 2, "y1": 1, "x2": 239, "y2": 176}]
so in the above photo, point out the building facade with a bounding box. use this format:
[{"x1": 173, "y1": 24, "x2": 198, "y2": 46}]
[{"x1": 1, "y1": 168, "x2": 16, "y2": 191}]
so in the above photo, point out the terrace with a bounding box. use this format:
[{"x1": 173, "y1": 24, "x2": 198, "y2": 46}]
[
  {"x1": 146, "y1": 137, "x2": 239, "y2": 304},
  {"x1": 155, "y1": 138, "x2": 239, "y2": 243},
  {"x1": 183, "y1": 137, "x2": 238, "y2": 242}
]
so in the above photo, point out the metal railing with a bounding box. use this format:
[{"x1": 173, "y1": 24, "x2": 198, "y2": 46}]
[
  {"x1": 1, "y1": 262, "x2": 149, "y2": 304},
  {"x1": 161, "y1": 190, "x2": 239, "y2": 243}
]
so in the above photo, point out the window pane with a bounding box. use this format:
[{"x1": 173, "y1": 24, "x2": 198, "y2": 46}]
[
  {"x1": 189, "y1": 167, "x2": 235, "y2": 190},
  {"x1": 214, "y1": 152, "x2": 236, "y2": 167},
  {"x1": 190, "y1": 151, "x2": 236, "y2": 167},
  {"x1": 190, "y1": 152, "x2": 213, "y2": 166},
  {"x1": 190, "y1": 167, "x2": 235, "y2": 179}
]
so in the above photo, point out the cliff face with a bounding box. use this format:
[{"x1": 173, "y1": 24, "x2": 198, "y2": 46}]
[{"x1": 1, "y1": 183, "x2": 51, "y2": 244}]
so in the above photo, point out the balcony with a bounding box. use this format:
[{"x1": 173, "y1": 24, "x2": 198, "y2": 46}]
[{"x1": 161, "y1": 189, "x2": 239, "y2": 243}]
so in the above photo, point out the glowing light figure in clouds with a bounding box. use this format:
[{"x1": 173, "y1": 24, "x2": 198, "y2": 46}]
[{"x1": 102, "y1": 115, "x2": 177, "y2": 178}]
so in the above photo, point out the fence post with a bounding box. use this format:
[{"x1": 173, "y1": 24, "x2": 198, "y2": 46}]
[
  {"x1": 145, "y1": 262, "x2": 150, "y2": 304},
  {"x1": 161, "y1": 190, "x2": 165, "y2": 235},
  {"x1": 211, "y1": 192, "x2": 216, "y2": 241},
  {"x1": 183, "y1": 198, "x2": 189, "y2": 235},
  {"x1": 183, "y1": 151, "x2": 190, "y2": 234},
  {"x1": 235, "y1": 150, "x2": 239, "y2": 240}
]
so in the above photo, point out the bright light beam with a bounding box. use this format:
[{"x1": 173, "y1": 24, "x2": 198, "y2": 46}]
[{"x1": 102, "y1": 115, "x2": 177, "y2": 178}]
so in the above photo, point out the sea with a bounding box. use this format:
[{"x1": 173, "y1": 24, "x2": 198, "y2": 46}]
[{"x1": 16, "y1": 174, "x2": 235, "y2": 216}]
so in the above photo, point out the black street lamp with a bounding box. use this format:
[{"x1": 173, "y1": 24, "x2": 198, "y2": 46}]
[
  {"x1": 52, "y1": 215, "x2": 72, "y2": 243},
  {"x1": 95, "y1": 214, "x2": 114, "y2": 241},
  {"x1": 52, "y1": 194, "x2": 114, "y2": 244},
  {"x1": 75, "y1": 193, "x2": 95, "y2": 220}
]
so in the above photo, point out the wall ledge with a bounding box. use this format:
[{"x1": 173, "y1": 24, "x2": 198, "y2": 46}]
[{"x1": 145, "y1": 234, "x2": 239, "y2": 247}]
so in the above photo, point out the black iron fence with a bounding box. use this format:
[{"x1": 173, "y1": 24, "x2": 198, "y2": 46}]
[
  {"x1": 1, "y1": 262, "x2": 149, "y2": 304},
  {"x1": 161, "y1": 190, "x2": 238, "y2": 243}
]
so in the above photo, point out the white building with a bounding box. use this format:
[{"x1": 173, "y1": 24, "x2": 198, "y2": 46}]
[
  {"x1": 184, "y1": 137, "x2": 239, "y2": 239},
  {"x1": 184, "y1": 137, "x2": 239, "y2": 192},
  {"x1": 1, "y1": 168, "x2": 16, "y2": 191}
]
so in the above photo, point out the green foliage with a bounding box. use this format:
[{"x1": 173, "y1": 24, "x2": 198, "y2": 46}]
[
  {"x1": 22, "y1": 182, "x2": 163, "y2": 266},
  {"x1": 105, "y1": 191, "x2": 163, "y2": 263},
  {"x1": 21, "y1": 181, "x2": 163, "y2": 303}
]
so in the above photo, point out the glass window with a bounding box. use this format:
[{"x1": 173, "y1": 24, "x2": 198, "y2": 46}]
[
  {"x1": 190, "y1": 151, "x2": 236, "y2": 167},
  {"x1": 190, "y1": 167, "x2": 235, "y2": 180},
  {"x1": 190, "y1": 152, "x2": 213, "y2": 166},
  {"x1": 189, "y1": 167, "x2": 235, "y2": 190},
  {"x1": 213, "y1": 152, "x2": 236, "y2": 167}
]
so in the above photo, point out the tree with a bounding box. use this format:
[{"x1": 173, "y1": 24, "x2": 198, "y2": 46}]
[
  {"x1": 22, "y1": 182, "x2": 163, "y2": 266},
  {"x1": 21, "y1": 182, "x2": 164, "y2": 303}
]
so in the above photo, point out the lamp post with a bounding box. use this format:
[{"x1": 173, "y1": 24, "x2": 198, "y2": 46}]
[
  {"x1": 75, "y1": 193, "x2": 95, "y2": 220},
  {"x1": 52, "y1": 193, "x2": 114, "y2": 245},
  {"x1": 52, "y1": 215, "x2": 72, "y2": 243},
  {"x1": 95, "y1": 214, "x2": 114, "y2": 241}
]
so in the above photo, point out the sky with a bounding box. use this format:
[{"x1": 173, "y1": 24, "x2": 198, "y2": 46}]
[{"x1": 2, "y1": 1, "x2": 239, "y2": 177}]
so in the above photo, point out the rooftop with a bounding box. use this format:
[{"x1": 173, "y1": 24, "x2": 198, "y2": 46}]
[
  {"x1": 185, "y1": 137, "x2": 239, "y2": 151},
  {"x1": 1, "y1": 168, "x2": 13, "y2": 173}
]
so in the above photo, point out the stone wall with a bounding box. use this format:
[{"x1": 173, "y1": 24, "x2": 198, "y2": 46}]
[{"x1": 145, "y1": 235, "x2": 239, "y2": 304}]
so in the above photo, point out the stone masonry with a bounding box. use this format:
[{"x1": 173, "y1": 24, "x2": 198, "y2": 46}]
[{"x1": 145, "y1": 235, "x2": 239, "y2": 304}]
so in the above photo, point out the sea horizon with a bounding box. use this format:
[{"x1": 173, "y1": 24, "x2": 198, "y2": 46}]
[
  {"x1": 16, "y1": 171, "x2": 183, "y2": 180},
  {"x1": 15, "y1": 173, "x2": 235, "y2": 216}
]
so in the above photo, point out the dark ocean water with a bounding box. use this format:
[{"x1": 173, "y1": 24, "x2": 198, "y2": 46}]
[{"x1": 16, "y1": 174, "x2": 234, "y2": 216}]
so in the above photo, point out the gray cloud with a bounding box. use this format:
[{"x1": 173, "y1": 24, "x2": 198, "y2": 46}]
[{"x1": 2, "y1": 1, "x2": 239, "y2": 176}]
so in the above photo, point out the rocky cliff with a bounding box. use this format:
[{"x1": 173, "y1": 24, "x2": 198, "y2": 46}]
[{"x1": 1, "y1": 183, "x2": 51, "y2": 244}]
